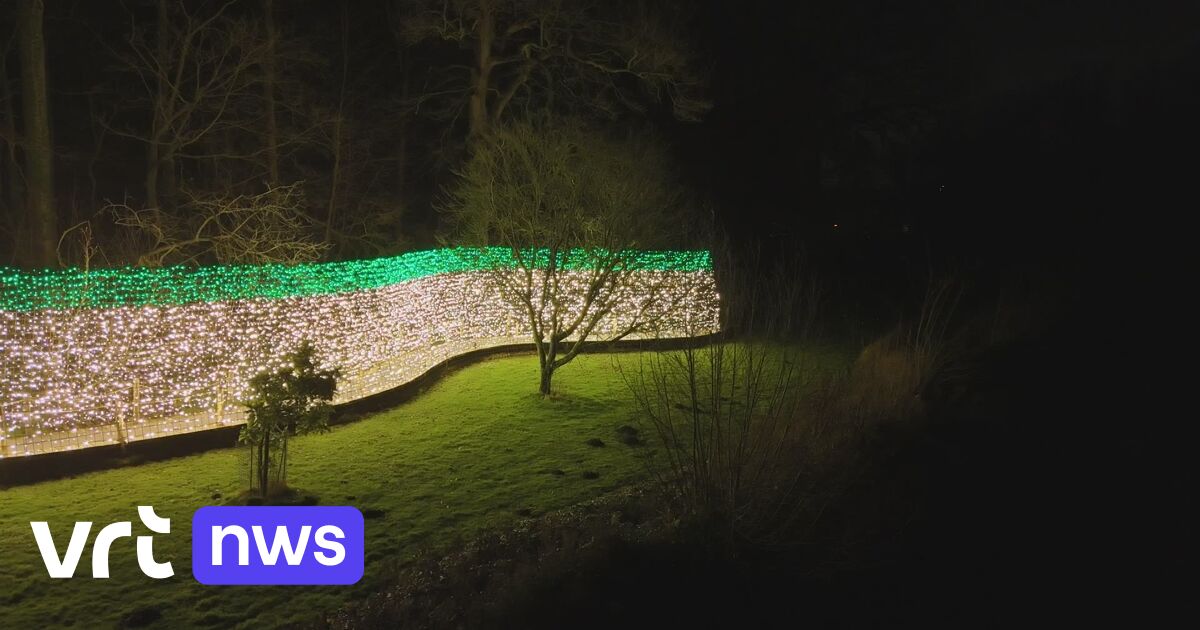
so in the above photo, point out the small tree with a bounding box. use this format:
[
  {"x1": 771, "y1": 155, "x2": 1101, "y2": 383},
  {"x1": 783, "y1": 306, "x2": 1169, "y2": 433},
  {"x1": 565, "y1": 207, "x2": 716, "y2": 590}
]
[
  {"x1": 240, "y1": 341, "x2": 339, "y2": 498},
  {"x1": 444, "y1": 119, "x2": 692, "y2": 395}
]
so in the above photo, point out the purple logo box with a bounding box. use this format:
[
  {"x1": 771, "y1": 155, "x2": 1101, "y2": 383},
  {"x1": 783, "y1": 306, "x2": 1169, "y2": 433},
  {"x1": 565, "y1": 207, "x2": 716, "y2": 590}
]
[{"x1": 192, "y1": 506, "x2": 364, "y2": 585}]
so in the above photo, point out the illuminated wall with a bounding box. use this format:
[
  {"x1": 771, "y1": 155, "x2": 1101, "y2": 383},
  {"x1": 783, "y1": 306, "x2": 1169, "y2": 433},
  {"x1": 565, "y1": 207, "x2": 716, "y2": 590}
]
[{"x1": 0, "y1": 249, "x2": 719, "y2": 457}]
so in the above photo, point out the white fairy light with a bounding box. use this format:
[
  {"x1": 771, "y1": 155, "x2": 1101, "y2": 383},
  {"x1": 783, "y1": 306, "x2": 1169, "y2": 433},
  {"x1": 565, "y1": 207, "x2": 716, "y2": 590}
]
[{"x1": 0, "y1": 266, "x2": 719, "y2": 457}]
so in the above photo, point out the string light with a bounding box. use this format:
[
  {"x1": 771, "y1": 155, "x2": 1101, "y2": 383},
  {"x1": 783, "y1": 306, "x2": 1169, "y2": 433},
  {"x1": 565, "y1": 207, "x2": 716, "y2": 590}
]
[{"x1": 0, "y1": 249, "x2": 719, "y2": 457}]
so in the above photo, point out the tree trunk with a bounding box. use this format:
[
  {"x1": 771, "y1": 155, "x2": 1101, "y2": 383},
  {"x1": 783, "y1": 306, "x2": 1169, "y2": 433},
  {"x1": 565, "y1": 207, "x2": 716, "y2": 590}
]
[
  {"x1": 1, "y1": 56, "x2": 22, "y2": 220},
  {"x1": 264, "y1": 436, "x2": 271, "y2": 495},
  {"x1": 537, "y1": 338, "x2": 556, "y2": 396},
  {"x1": 468, "y1": 0, "x2": 494, "y2": 140},
  {"x1": 279, "y1": 434, "x2": 288, "y2": 489},
  {"x1": 262, "y1": 0, "x2": 279, "y2": 185},
  {"x1": 326, "y1": 113, "x2": 342, "y2": 244},
  {"x1": 85, "y1": 93, "x2": 104, "y2": 210},
  {"x1": 248, "y1": 442, "x2": 255, "y2": 493},
  {"x1": 326, "y1": 2, "x2": 349, "y2": 246},
  {"x1": 539, "y1": 363, "x2": 553, "y2": 396},
  {"x1": 395, "y1": 130, "x2": 407, "y2": 208},
  {"x1": 17, "y1": 0, "x2": 56, "y2": 268},
  {"x1": 145, "y1": 141, "x2": 160, "y2": 209},
  {"x1": 258, "y1": 434, "x2": 270, "y2": 497},
  {"x1": 145, "y1": 0, "x2": 169, "y2": 211},
  {"x1": 161, "y1": 153, "x2": 176, "y2": 206},
  {"x1": 145, "y1": 0, "x2": 180, "y2": 211}
]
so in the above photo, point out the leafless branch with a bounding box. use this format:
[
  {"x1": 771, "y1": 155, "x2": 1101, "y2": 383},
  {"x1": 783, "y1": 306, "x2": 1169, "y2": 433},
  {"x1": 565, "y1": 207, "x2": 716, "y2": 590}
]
[{"x1": 109, "y1": 182, "x2": 327, "y2": 267}]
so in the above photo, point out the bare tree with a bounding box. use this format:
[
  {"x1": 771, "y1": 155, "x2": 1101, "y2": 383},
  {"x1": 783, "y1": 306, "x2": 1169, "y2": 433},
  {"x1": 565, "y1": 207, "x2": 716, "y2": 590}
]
[
  {"x1": 295, "y1": 7, "x2": 409, "y2": 259},
  {"x1": 105, "y1": 0, "x2": 268, "y2": 210},
  {"x1": 110, "y1": 182, "x2": 327, "y2": 266},
  {"x1": 445, "y1": 119, "x2": 691, "y2": 395},
  {"x1": 16, "y1": 0, "x2": 55, "y2": 267},
  {"x1": 396, "y1": 0, "x2": 710, "y2": 140},
  {"x1": 56, "y1": 219, "x2": 104, "y2": 271}
]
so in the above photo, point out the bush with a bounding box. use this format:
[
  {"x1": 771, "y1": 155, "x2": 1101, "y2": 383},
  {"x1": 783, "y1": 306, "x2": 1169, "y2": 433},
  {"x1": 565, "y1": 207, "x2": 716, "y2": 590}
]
[
  {"x1": 240, "y1": 340, "x2": 340, "y2": 497},
  {"x1": 619, "y1": 269, "x2": 964, "y2": 548}
]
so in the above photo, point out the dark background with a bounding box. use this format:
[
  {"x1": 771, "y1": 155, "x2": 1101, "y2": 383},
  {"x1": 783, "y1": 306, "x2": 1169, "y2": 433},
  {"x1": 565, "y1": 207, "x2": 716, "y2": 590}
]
[
  {"x1": 5, "y1": 0, "x2": 1190, "y2": 276},
  {"x1": 1, "y1": 0, "x2": 1188, "y2": 625},
  {"x1": 624, "y1": 1, "x2": 1188, "y2": 623}
]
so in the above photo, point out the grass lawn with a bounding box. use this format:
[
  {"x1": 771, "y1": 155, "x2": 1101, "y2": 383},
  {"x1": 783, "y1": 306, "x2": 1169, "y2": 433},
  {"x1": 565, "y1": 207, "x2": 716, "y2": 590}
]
[{"x1": 0, "y1": 352, "x2": 659, "y2": 628}]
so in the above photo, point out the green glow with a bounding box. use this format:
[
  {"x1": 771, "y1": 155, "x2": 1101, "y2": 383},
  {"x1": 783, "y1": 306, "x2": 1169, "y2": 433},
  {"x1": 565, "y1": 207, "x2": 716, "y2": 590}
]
[{"x1": 0, "y1": 247, "x2": 712, "y2": 312}]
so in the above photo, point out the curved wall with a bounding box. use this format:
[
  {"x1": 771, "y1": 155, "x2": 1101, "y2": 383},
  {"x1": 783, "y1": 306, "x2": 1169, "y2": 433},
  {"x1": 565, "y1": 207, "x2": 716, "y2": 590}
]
[{"x1": 0, "y1": 250, "x2": 719, "y2": 457}]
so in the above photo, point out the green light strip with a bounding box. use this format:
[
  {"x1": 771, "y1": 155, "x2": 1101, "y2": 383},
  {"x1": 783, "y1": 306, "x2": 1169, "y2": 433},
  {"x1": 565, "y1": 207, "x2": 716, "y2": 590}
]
[{"x1": 0, "y1": 248, "x2": 712, "y2": 312}]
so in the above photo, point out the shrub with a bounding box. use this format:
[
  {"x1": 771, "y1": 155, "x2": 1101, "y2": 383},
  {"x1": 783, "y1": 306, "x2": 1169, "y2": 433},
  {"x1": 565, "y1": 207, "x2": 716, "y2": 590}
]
[
  {"x1": 240, "y1": 340, "x2": 339, "y2": 497},
  {"x1": 620, "y1": 263, "x2": 965, "y2": 548}
]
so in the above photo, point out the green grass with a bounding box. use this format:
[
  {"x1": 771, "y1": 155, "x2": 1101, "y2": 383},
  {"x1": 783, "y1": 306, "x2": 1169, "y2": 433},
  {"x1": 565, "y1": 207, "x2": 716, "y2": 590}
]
[{"x1": 0, "y1": 352, "x2": 655, "y2": 629}]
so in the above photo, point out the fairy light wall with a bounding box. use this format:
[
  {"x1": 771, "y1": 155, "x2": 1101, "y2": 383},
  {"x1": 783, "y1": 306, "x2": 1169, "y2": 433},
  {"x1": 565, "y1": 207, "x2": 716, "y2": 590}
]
[{"x1": 0, "y1": 248, "x2": 719, "y2": 457}]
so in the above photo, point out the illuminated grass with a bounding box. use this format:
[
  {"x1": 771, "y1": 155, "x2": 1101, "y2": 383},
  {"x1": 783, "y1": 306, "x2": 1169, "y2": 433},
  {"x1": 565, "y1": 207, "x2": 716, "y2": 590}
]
[
  {"x1": 0, "y1": 344, "x2": 850, "y2": 628},
  {"x1": 0, "y1": 353, "x2": 655, "y2": 628}
]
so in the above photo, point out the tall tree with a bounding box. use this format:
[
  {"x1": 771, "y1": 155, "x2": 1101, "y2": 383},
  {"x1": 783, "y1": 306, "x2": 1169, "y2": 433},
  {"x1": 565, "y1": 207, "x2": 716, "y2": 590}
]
[
  {"x1": 261, "y1": 0, "x2": 280, "y2": 185},
  {"x1": 17, "y1": 0, "x2": 55, "y2": 267},
  {"x1": 324, "y1": 1, "x2": 349, "y2": 245},
  {"x1": 0, "y1": 31, "x2": 23, "y2": 226},
  {"x1": 396, "y1": 0, "x2": 710, "y2": 140}
]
